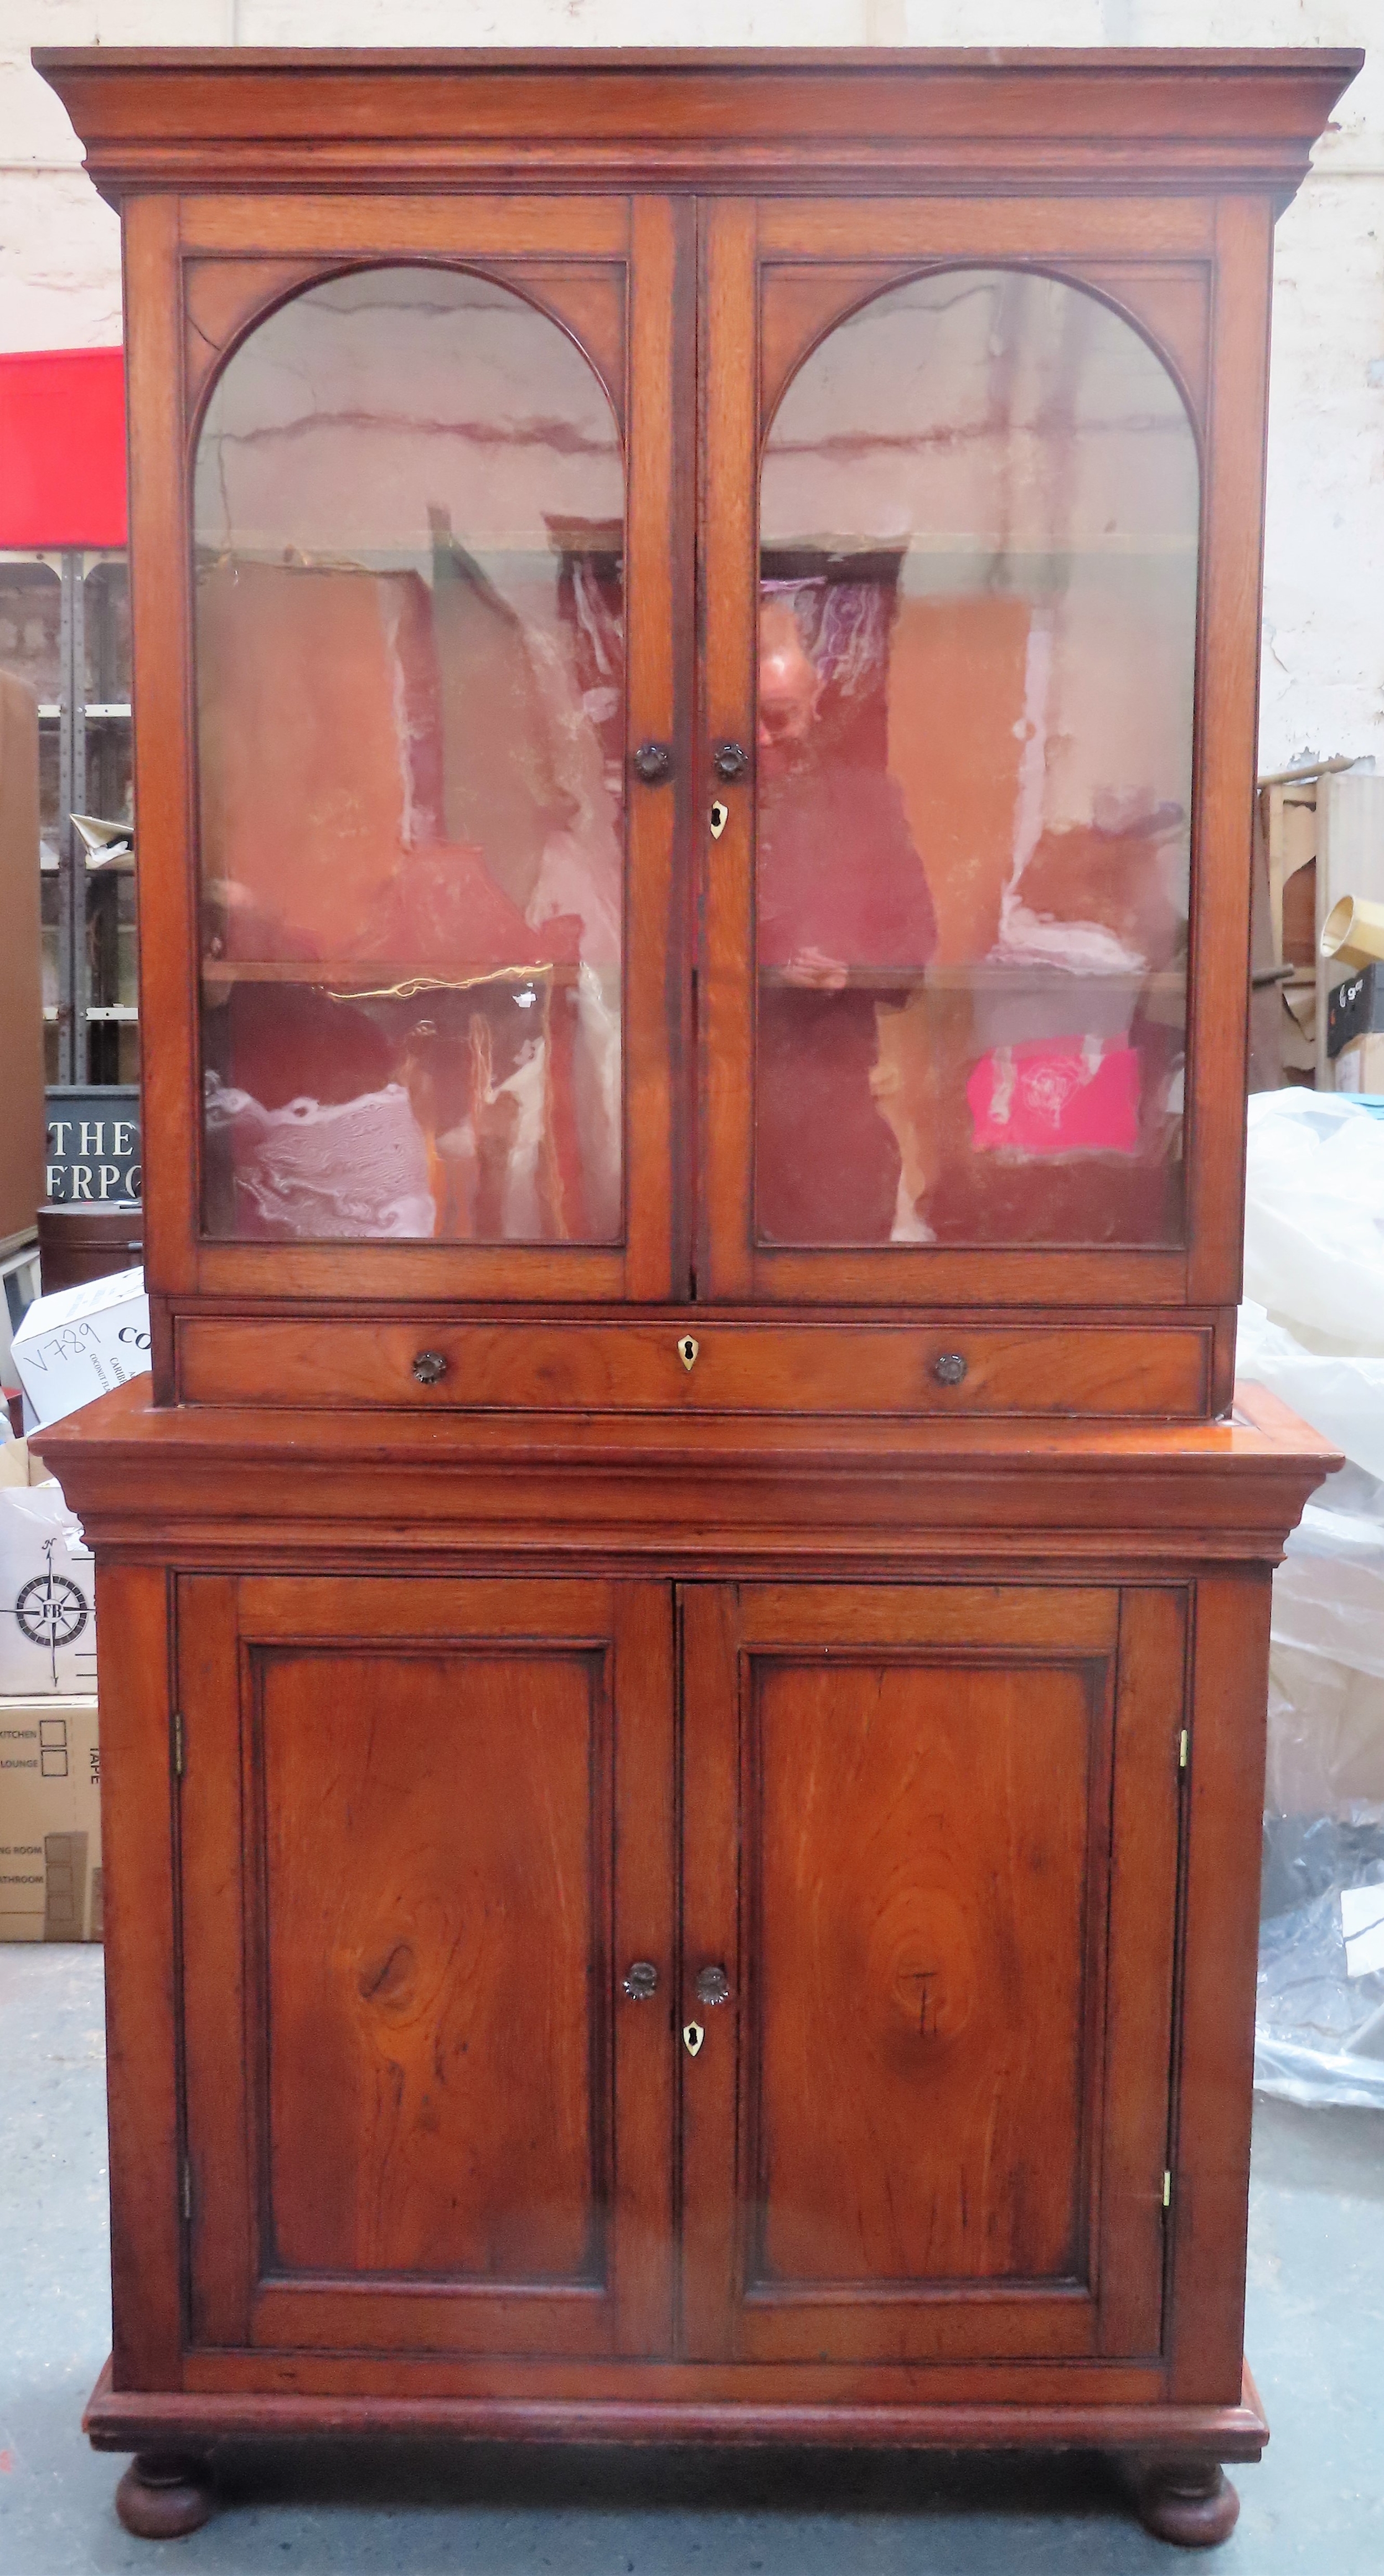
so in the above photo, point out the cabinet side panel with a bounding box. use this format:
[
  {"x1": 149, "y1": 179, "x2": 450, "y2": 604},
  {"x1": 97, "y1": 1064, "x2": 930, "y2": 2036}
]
[
  {"x1": 97, "y1": 1560, "x2": 183, "y2": 2388},
  {"x1": 1167, "y1": 1570, "x2": 1272, "y2": 2402},
  {"x1": 123, "y1": 195, "x2": 198, "y2": 1326},
  {"x1": 1184, "y1": 195, "x2": 1275, "y2": 1310},
  {"x1": 178, "y1": 1573, "x2": 254, "y2": 2348}
]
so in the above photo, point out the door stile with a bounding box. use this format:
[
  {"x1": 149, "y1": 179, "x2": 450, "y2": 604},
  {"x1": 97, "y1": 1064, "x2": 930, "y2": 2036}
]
[
  {"x1": 676, "y1": 1583, "x2": 743, "y2": 2357},
  {"x1": 608, "y1": 1579, "x2": 679, "y2": 2353},
  {"x1": 624, "y1": 195, "x2": 688, "y2": 1302},
  {"x1": 1096, "y1": 1586, "x2": 1186, "y2": 2358},
  {"x1": 697, "y1": 202, "x2": 758, "y2": 1301}
]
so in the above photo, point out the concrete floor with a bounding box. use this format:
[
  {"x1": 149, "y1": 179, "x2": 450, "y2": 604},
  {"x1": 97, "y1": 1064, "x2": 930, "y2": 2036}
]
[{"x1": 2, "y1": 1947, "x2": 1382, "y2": 2574}]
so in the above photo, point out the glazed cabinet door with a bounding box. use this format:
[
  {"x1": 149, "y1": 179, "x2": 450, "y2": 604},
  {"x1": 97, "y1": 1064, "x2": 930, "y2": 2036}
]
[
  {"x1": 698, "y1": 195, "x2": 1249, "y2": 1334},
  {"x1": 177, "y1": 1575, "x2": 675, "y2": 2357},
  {"x1": 142, "y1": 193, "x2": 689, "y2": 1330},
  {"x1": 679, "y1": 1582, "x2": 1184, "y2": 2365}
]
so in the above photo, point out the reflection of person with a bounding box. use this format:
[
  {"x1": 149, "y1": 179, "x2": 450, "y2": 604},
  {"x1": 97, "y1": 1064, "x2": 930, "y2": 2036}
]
[{"x1": 756, "y1": 597, "x2": 937, "y2": 1243}]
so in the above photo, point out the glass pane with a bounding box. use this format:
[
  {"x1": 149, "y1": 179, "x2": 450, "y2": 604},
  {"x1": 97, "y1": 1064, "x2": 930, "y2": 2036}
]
[
  {"x1": 194, "y1": 267, "x2": 624, "y2": 1243},
  {"x1": 757, "y1": 270, "x2": 1198, "y2": 1248},
  {"x1": 0, "y1": 557, "x2": 62, "y2": 701},
  {"x1": 82, "y1": 557, "x2": 131, "y2": 705}
]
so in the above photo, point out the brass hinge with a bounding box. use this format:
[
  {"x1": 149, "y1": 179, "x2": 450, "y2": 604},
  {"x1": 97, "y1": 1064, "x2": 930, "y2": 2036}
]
[
  {"x1": 1178, "y1": 1729, "x2": 1189, "y2": 1773},
  {"x1": 1163, "y1": 2169, "x2": 1173, "y2": 2211},
  {"x1": 172, "y1": 1711, "x2": 184, "y2": 1780},
  {"x1": 181, "y1": 2159, "x2": 193, "y2": 2224}
]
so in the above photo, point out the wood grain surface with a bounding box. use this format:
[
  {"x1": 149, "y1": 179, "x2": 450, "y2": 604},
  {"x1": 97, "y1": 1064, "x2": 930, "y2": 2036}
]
[
  {"x1": 749, "y1": 1654, "x2": 1094, "y2": 2289},
  {"x1": 29, "y1": 39, "x2": 1355, "y2": 2496}
]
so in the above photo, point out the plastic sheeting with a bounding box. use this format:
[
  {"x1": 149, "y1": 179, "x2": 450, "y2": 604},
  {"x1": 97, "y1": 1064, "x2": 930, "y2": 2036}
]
[{"x1": 1242, "y1": 1089, "x2": 1384, "y2": 2105}]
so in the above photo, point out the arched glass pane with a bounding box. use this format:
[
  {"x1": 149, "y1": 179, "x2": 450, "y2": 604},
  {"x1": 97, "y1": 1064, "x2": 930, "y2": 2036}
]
[
  {"x1": 757, "y1": 269, "x2": 1199, "y2": 1249},
  {"x1": 194, "y1": 266, "x2": 625, "y2": 1243}
]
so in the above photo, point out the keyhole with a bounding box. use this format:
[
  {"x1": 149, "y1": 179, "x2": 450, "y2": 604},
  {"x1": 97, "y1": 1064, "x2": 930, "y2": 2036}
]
[
  {"x1": 709, "y1": 801, "x2": 729, "y2": 840},
  {"x1": 678, "y1": 1336, "x2": 699, "y2": 1372},
  {"x1": 683, "y1": 2021, "x2": 705, "y2": 2057}
]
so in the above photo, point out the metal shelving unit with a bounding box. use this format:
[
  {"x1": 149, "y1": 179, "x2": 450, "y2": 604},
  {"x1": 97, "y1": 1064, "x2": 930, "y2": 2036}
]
[{"x1": 0, "y1": 546, "x2": 135, "y2": 1087}]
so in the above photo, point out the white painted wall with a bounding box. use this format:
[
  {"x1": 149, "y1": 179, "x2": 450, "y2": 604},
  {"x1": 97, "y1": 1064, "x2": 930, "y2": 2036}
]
[{"x1": 1, "y1": 0, "x2": 1378, "y2": 769}]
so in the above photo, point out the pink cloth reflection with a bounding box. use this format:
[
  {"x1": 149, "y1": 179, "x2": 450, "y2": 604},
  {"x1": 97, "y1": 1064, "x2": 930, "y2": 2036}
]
[
  {"x1": 967, "y1": 1039, "x2": 1141, "y2": 1159},
  {"x1": 755, "y1": 595, "x2": 937, "y2": 1244}
]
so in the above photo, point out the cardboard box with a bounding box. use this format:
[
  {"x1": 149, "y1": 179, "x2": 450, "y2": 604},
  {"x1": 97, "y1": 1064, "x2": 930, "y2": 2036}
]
[
  {"x1": 10, "y1": 1265, "x2": 149, "y2": 1429},
  {"x1": 0, "y1": 1437, "x2": 96, "y2": 1695},
  {"x1": 0, "y1": 1694, "x2": 101, "y2": 1940},
  {"x1": 1334, "y1": 1031, "x2": 1384, "y2": 1095},
  {"x1": 1327, "y1": 963, "x2": 1384, "y2": 1061}
]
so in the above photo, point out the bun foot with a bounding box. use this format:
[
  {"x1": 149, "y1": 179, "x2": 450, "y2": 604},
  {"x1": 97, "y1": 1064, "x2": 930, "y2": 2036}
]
[
  {"x1": 115, "y1": 2451, "x2": 215, "y2": 2539},
  {"x1": 1132, "y1": 2457, "x2": 1241, "y2": 2548}
]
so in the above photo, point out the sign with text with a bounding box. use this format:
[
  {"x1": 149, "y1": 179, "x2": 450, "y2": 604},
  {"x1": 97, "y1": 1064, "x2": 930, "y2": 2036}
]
[{"x1": 44, "y1": 1087, "x2": 141, "y2": 1206}]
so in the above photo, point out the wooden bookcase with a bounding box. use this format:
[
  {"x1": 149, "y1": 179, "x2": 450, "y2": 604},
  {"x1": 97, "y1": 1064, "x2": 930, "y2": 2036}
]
[{"x1": 33, "y1": 46, "x2": 1354, "y2": 2548}]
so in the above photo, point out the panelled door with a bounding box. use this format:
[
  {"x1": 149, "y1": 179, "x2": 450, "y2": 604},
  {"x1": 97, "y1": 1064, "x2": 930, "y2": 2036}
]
[
  {"x1": 698, "y1": 195, "x2": 1226, "y2": 1316},
  {"x1": 677, "y1": 1582, "x2": 1185, "y2": 2365},
  {"x1": 178, "y1": 1575, "x2": 675, "y2": 2357},
  {"x1": 178, "y1": 1571, "x2": 1182, "y2": 2370},
  {"x1": 169, "y1": 186, "x2": 1236, "y2": 1327},
  {"x1": 172, "y1": 194, "x2": 688, "y2": 1307}
]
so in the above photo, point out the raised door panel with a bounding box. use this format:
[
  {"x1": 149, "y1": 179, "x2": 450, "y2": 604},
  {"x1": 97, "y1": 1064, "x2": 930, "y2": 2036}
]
[
  {"x1": 679, "y1": 1583, "x2": 1182, "y2": 2366},
  {"x1": 179, "y1": 1575, "x2": 674, "y2": 2358},
  {"x1": 754, "y1": 1656, "x2": 1093, "y2": 2290},
  {"x1": 261, "y1": 1649, "x2": 598, "y2": 2285}
]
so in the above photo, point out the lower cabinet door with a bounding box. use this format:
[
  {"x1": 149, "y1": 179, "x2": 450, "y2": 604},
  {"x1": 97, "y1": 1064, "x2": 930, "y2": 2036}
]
[
  {"x1": 178, "y1": 1575, "x2": 675, "y2": 2358},
  {"x1": 678, "y1": 1582, "x2": 1184, "y2": 2366}
]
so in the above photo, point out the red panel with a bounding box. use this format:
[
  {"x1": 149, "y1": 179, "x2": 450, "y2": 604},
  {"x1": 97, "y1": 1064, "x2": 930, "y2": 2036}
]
[{"x1": 0, "y1": 348, "x2": 127, "y2": 548}]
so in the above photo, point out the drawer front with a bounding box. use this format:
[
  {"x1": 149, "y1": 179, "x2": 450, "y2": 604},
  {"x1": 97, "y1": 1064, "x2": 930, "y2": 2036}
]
[{"x1": 178, "y1": 1318, "x2": 1210, "y2": 1416}]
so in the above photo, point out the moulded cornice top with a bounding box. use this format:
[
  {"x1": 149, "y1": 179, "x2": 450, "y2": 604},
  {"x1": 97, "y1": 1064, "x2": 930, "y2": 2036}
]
[{"x1": 33, "y1": 45, "x2": 1364, "y2": 207}]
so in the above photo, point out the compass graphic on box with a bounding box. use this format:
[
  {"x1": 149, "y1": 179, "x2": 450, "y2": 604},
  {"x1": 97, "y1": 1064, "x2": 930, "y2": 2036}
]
[{"x1": 14, "y1": 1539, "x2": 90, "y2": 1688}]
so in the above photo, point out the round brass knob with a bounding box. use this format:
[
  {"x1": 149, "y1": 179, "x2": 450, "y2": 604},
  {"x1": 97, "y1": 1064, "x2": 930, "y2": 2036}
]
[
  {"x1": 695, "y1": 1964, "x2": 731, "y2": 2009},
  {"x1": 932, "y1": 1352, "x2": 967, "y2": 1387},
  {"x1": 623, "y1": 1961, "x2": 659, "y2": 2001},
  {"x1": 412, "y1": 1350, "x2": 448, "y2": 1385},
  {"x1": 632, "y1": 741, "x2": 673, "y2": 784}
]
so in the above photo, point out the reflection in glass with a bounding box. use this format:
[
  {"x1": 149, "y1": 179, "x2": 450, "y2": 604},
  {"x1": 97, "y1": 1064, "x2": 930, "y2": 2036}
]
[
  {"x1": 82, "y1": 557, "x2": 131, "y2": 706},
  {"x1": 757, "y1": 270, "x2": 1199, "y2": 1248},
  {"x1": 194, "y1": 267, "x2": 624, "y2": 1242}
]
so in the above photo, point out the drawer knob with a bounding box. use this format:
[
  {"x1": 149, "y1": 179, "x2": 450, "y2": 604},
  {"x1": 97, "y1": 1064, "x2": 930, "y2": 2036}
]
[
  {"x1": 695, "y1": 1963, "x2": 731, "y2": 2009},
  {"x1": 632, "y1": 740, "x2": 673, "y2": 784},
  {"x1": 932, "y1": 1352, "x2": 967, "y2": 1387},
  {"x1": 412, "y1": 1349, "x2": 448, "y2": 1386},
  {"x1": 622, "y1": 1960, "x2": 659, "y2": 2001},
  {"x1": 712, "y1": 739, "x2": 751, "y2": 782}
]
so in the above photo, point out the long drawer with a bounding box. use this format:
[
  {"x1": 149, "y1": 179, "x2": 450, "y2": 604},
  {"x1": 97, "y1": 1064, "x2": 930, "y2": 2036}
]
[{"x1": 177, "y1": 1317, "x2": 1212, "y2": 1417}]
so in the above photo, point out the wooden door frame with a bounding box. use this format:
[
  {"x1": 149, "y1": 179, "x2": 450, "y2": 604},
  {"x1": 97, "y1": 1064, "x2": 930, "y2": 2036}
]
[
  {"x1": 696, "y1": 192, "x2": 1271, "y2": 1313},
  {"x1": 677, "y1": 1579, "x2": 1184, "y2": 2366},
  {"x1": 176, "y1": 1571, "x2": 676, "y2": 2360},
  {"x1": 125, "y1": 191, "x2": 691, "y2": 1376}
]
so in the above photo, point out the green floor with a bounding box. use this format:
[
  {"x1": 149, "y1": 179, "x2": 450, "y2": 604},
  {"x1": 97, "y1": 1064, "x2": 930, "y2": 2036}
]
[{"x1": 2, "y1": 1945, "x2": 1381, "y2": 2573}]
